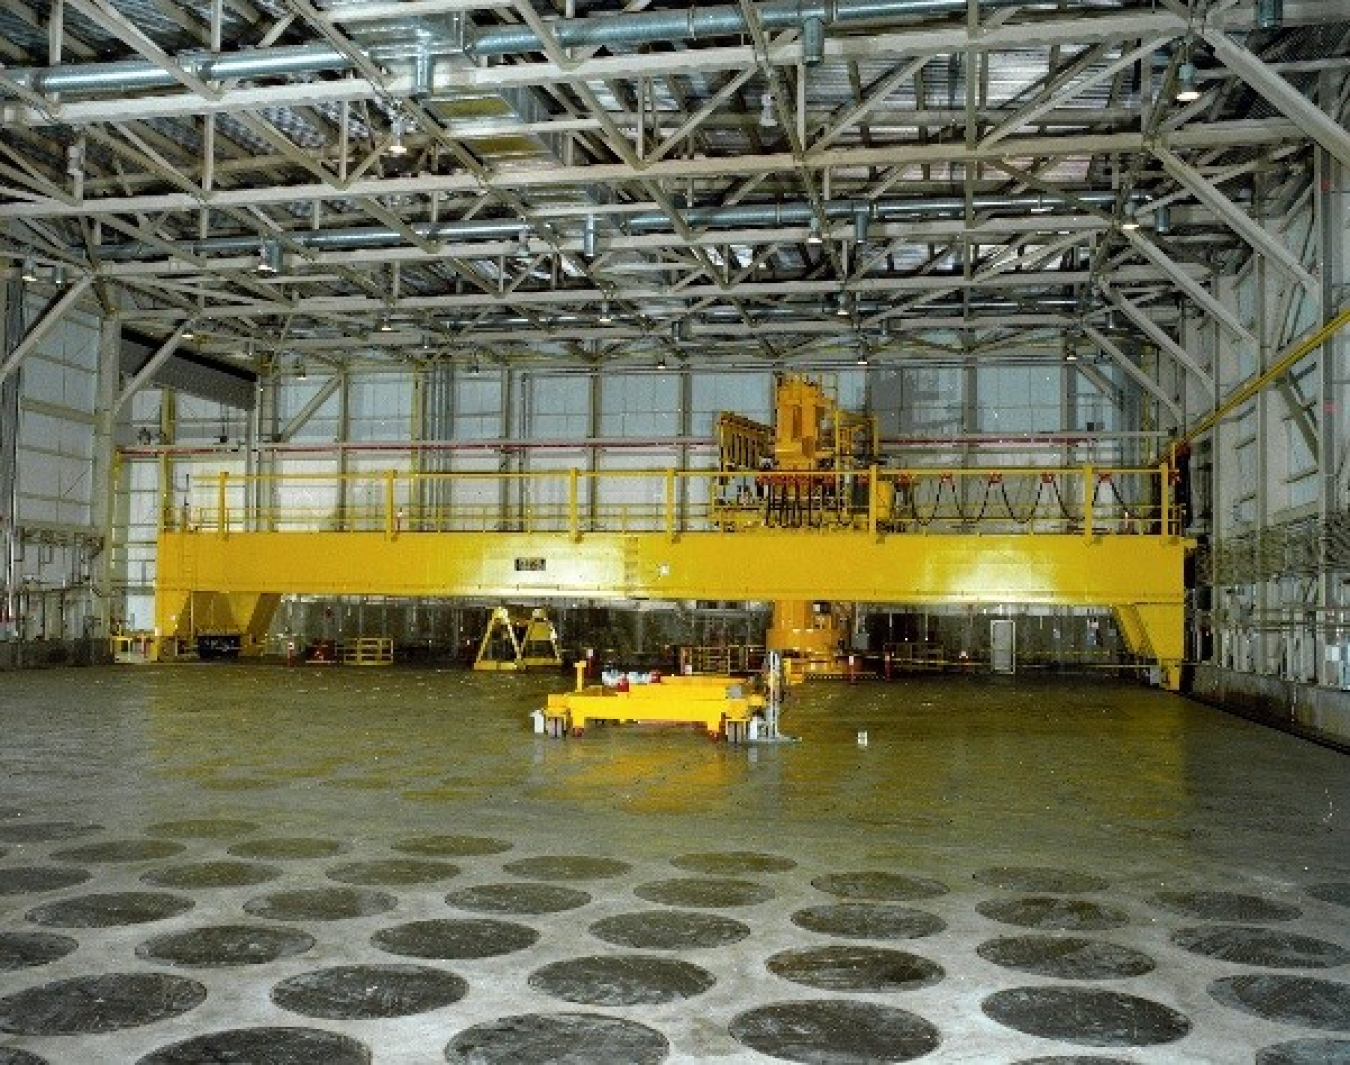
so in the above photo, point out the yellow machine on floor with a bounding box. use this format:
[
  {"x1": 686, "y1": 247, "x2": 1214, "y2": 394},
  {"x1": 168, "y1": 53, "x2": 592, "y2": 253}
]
[
  {"x1": 473, "y1": 607, "x2": 563, "y2": 672},
  {"x1": 717, "y1": 374, "x2": 879, "y2": 681},
  {"x1": 541, "y1": 662, "x2": 767, "y2": 742}
]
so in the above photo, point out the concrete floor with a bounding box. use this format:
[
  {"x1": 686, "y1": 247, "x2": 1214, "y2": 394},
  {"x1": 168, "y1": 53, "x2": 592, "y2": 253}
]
[{"x1": 0, "y1": 665, "x2": 1346, "y2": 1064}]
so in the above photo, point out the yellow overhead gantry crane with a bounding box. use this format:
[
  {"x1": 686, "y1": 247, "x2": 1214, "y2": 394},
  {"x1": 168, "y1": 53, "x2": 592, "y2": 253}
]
[
  {"x1": 715, "y1": 374, "x2": 883, "y2": 681},
  {"x1": 150, "y1": 378, "x2": 1191, "y2": 688}
]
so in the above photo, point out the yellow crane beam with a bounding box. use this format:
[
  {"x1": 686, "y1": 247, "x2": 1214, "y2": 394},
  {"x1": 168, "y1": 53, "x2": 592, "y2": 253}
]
[{"x1": 155, "y1": 528, "x2": 1188, "y2": 688}]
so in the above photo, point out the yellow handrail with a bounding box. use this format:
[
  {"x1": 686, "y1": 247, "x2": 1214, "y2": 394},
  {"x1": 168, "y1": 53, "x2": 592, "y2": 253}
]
[{"x1": 170, "y1": 463, "x2": 1179, "y2": 538}]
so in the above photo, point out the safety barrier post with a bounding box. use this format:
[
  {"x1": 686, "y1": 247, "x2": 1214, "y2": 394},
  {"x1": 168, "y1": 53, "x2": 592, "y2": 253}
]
[
  {"x1": 665, "y1": 469, "x2": 677, "y2": 541},
  {"x1": 384, "y1": 470, "x2": 396, "y2": 538},
  {"x1": 1159, "y1": 462, "x2": 1171, "y2": 535},
  {"x1": 867, "y1": 464, "x2": 878, "y2": 537},
  {"x1": 217, "y1": 472, "x2": 228, "y2": 537},
  {"x1": 569, "y1": 468, "x2": 580, "y2": 541},
  {"x1": 1082, "y1": 465, "x2": 1094, "y2": 540}
]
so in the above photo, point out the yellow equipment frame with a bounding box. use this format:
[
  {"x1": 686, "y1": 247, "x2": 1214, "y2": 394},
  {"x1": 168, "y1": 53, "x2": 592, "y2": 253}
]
[
  {"x1": 473, "y1": 607, "x2": 563, "y2": 672},
  {"x1": 544, "y1": 666, "x2": 765, "y2": 740},
  {"x1": 152, "y1": 463, "x2": 1190, "y2": 688}
]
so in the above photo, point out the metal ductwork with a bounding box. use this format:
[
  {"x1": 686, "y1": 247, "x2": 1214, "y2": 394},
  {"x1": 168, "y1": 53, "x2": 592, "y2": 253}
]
[
  {"x1": 96, "y1": 193, "x2": 1136, "y2": 261},
  {"x1": 469, "y1": 0, "x2": 1032, "y2": 57},
  {"x1": 4, "y1": 0, "x2": 1130, "y2": 98}
]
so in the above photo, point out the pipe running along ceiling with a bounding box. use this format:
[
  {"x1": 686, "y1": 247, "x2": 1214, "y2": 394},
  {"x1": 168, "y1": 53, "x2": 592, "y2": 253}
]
[{"x1": 0, "y1": 0, "x2": 1341, "y2": 371}]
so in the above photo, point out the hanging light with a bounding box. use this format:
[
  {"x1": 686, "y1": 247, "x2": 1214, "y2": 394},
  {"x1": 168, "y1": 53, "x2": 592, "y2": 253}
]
[
  {"x1": 1120, "y1": 203, "x2": 1141, "y2": 231},
  {"x1": 181, "y1": 322, "x2": 196, "y2": 341},
  {"x1": 758, "y1": 90, "x2": 777, "y2": 129},
  {"x1": 657, "y1": 354, "x2": 669, "y2": 370},
  {"x1": 1154, "y1": 203, "x2": 1172, "y2": 235},
  {"x1": 853, "y1": 205, "x2": 871, "y2": 245},
  {"x1": 1175, "y1": 59, "x2": 1200, "y2": 103},
  {"x1": 514, "y1": 229, "x2": 532, "y2": 261},
  {"x1": 378, "y1": 314, "x2": 394, "y2": 333},
  {"x1": 806, "y1": 217, "x2": 825, "y2": 246},
  {"x1": 20, "y1": 255, "x2": 37, "y2": 283},
  {"x1": 856, "y1": 350, "x2": 869, "y2": 366},
  {"x1": 582, "y1": 216, "x2": 597, "y2": 259},
  {"x1": 1255, "y1": 0, "x2": 1283, "y2": 31},
  {"x1": 295, "y1": 357, "x2": 308, "y2": 380},
  {"x1": 802, "y1": 17, "x2": 826, "y2": 66},
  {"x1": 256, "y1": 240, "x2": 281, "y2": 275},
  {"x1": 835, "y1": 291, "x2": 851, "y2": 317},
  {"x1": 387, "y1": 116, "x2": 409, "y2": 156},
  {"x1": 598, "y1": 300, "x2": 613, "y2": 324}
]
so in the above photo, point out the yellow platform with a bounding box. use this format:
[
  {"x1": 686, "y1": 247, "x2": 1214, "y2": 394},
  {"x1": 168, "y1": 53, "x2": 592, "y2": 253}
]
[
  {"x1": 150, "y1": 464, "x2": 1190, "y2": 689},
  {"x1": 544, "y1": 673, "x2": 765, "y2": 741}
]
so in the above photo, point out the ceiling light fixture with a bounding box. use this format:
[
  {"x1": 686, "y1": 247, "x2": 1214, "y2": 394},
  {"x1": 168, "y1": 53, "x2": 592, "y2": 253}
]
[
  {"x1": 181, "y1": 322, "x2": 195, "y2": 341},
  {"x1": 1175, "y1": 60, "x2": 1200, "y2": 103},
  {"x1": 582, "y1": 216, "x2": 597, "y2": 259},
  {"x1": 514, "y1": 229, "x2": 532, "y2": 261},
  {"x1": 598, "y1": 300, "x2": 613, "y2": 324},
  {"x1": 835, "y1": 292, "x2": 851, "y2": 317},
  {"x1": 1255, "y1": 0, "x2": 1283, "y2": 31},
  {"x1": 802, "y1": 16, "x2": 826, "y2": 66},
  {"x1": 378, "y1": 315, "x2": 394, "y2": 332},
  {"x1": 759, "y1": 90, "x2": 777, "y2": 129},
  {"x1": 387, "y1": 116, "x2": 409, "y2": 156},
  {"x1": 853, "y1": 205, "x2": 871, "y2": 244},
  {"x1": 657, "y1": 355, "x2": 668, "y2": 370},
  {"x1": 256, "y1": 241, "x2": 281, "y2": 275},
  {"x1": 1120, "y1": 204, "x2": 1141, "y2": 232},
  {"x1": 856, "y1": 351, "x2": 869, "y2": 366},
  {"x1": 806, "y1": 217, "x2": 825, "y2": 246},
  {"x1": 19, "y1": 255, "x2": 37, "y2": 283}
]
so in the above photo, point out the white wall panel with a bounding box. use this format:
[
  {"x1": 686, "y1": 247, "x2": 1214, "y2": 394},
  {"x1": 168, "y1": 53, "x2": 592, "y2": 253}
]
[
  {"x1": 977, "y1": 366, "x2": 1062, "y2": 434},
  {"x1": 349, "y1": 374, "x2": 411, "y2": 441},
  {"x1": 690, "y1": 371, "x2": 768, "y2": 437},
  {"x1": 527, "y1": 375, "x2": 589, "y2": 439},
  {"x1": 454, "y1": 376, "x2": 504, "y2": 440},
  {"x1": 601, "y1": 374, "x2": 678, "y2": 438}
]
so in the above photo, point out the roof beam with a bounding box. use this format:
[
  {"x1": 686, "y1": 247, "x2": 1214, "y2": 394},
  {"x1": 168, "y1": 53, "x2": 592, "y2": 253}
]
[
  {"x1": 0, "y1": 276, "x2": 93, "y2": 386},
  {"x1": 1154, "y1": 144, "x2": 1319, "y2": 293},
  {"x1": 63, "y1": 0, "x2": 220, "y2": 101},
  {"x1": 0, "y1": 121, "x2": 1305, "y2": 222},
  {"x1": 277, "y1": 373, "x2": 341, "y2": 442},
  {"x1": 1202, "y1": 27, "x2": 1350, "y2": 172},
  {"x1": 1123, "y1": 230, "x2": 1256, "y2": 345},
  {"x1": 1099, "y1": 281, "x2": 1215, "y2": 393},
  {"x1": 1083, "y1": 326, "x2": 1182, "y2": 425},
  {"x1": 113, "y1": 265, "x2": 1192, "y2": 323},
  {"x1": 981, "y1": 37, "x2": 1164, "y2": 151},
  {"x1": 114, "y1": 320, "x2": 189, "y2": 412}
]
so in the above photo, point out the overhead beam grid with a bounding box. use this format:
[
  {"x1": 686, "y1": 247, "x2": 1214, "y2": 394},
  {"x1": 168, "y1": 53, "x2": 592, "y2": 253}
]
[{"x1": 0, "y1": 0, "x2": 1338, "y2": 378}]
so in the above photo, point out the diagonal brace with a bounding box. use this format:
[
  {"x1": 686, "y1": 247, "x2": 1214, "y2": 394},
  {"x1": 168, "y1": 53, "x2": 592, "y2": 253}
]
[
  {"x1": 0, "y1": 276, "x2": 92, "y2": 387},
  {"x1": 1154, "y1": 144, "x2": 1318, "y2": 293}
]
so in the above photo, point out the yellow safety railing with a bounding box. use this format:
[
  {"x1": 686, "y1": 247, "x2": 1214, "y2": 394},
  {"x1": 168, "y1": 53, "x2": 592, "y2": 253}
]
[
  {"x1": 341, "y1": 637, "x2": 394, "y2": 666},
  {"x1": 167, "y1": 464, "x2": 1181, "y2": 539}
]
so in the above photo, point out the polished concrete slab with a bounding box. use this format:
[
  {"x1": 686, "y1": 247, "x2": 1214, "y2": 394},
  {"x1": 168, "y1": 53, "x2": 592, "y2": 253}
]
[{"x1": 0, "y1": 665, "x2": 1346, "y2": 1063}]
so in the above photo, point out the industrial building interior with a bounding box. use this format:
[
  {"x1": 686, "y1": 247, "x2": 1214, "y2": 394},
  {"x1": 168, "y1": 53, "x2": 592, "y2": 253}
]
[{"x1": 1, "y1": 0, "x2": 1348, "y2": 1061}]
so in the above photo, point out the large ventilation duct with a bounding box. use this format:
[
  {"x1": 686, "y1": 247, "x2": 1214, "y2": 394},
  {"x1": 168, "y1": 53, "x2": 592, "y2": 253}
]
[
  {"x1": 5, "y1": 0, "x2": 1133, "y2": 97},
  {"x1": 96, "y1": 193, "x2": 1136, "y2": 261}
]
